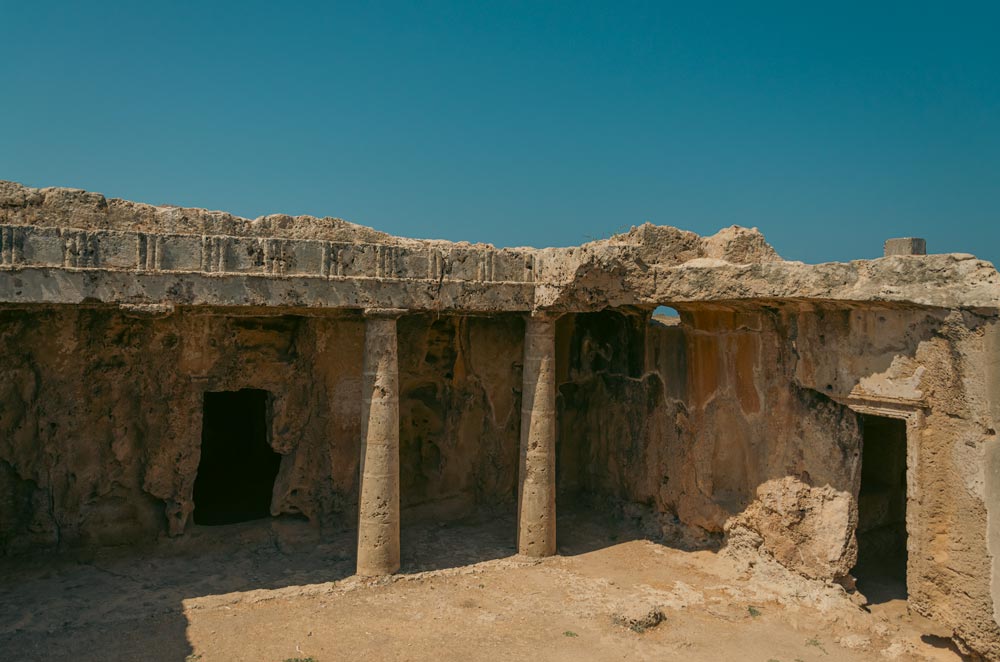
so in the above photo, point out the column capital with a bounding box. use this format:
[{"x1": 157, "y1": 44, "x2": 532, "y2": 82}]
[
  {"x1": 525, "y1": 309, "x2": 563, "y2": 322},
  {"x1": 363, "y1": 307, "x2": 407, "y2": 319}
]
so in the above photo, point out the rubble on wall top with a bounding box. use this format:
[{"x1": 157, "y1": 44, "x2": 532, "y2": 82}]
[{"x1": 1, "y1": 180, "x2": 998, "y2": 314}]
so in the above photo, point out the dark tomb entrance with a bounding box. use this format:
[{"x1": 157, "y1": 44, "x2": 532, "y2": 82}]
[
  {"x1": 853, "y1": 413, "x2": 909, "y2": 602},
  {"x1": 193, "y1": 389, "x2": 281, "y2": 525}
]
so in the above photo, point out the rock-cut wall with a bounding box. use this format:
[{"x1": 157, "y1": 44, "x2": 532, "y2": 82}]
[
  {"x1": 0, "y1": 308, "x2": 524, "y2": 552},
  {"x1": 555, "y1": 306, "x2": 863, "y2": 580},
  {"x1": 557, "y1": 303, "x2": 1000, "y2": 660}
]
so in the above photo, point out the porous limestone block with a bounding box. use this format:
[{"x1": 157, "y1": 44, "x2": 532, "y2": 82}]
[{"x1": 884, "y1": 237, "x2": 927, "y2": 256}]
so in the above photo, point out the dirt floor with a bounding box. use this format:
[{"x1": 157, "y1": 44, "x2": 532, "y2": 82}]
[{"x1": 0, "y1": 505, "x2": 969, "y2": 662}]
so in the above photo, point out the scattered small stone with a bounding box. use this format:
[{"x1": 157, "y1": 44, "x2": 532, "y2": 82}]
[
  {"x1": 872, "y1": 622, "x2": 892, "y2": 637},
  {"x1": 880, "y1": 639, "x2": 916, "y2": 659},
  {"x1": 612, "y1": 603, "x2": 666, "y2": 633},
  {"x1": 837, "y1": 633, "x2": 870, "y2": 650}
]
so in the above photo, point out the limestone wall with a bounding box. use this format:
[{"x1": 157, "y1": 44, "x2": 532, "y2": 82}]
[
  {"x1": 3, "y1": 302, "x2": 999, "y2": 657},
  {"x1": 0, "y1": 308, "x2": 523, "y2": 553},
  {"x1": 546, "y1": 303, "x2": 1000, "y2": 658},
  {"x1": 624, "y1": 304, "x2": 1000, "y2": 659},
  {"x1": 792, "y1": 306, "x2": 1000, "y2": 658},
  {"x1": 554, "y1": 310, "x2": 678, "y2": 507}
]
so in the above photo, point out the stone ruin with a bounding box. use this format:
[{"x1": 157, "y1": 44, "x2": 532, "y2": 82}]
[{"x1": 1, "y1": 180, "x2": 999, "y2": 657}]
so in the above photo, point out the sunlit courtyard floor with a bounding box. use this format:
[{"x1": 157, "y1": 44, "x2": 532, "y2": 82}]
[{"x1": 0, "y1": 506, "x2": 966, "y2": 661}]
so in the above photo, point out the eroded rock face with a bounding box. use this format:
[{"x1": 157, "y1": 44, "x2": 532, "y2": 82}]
[
  {"x1": 2, "y1": 180, "x2": 1000, "y2": 658},
  {"x1": 0, "y1": 309, "x2": 524, "y2": 550},
  {"x1": 0, "y1": 180, "x2": 397, "y2": 244},
  {"x1": 546, "y1": 304, "x2": 1000, "y2": 658},
  {"x1": 724, "y1": 477, "x2": 857, "y2": 581}
]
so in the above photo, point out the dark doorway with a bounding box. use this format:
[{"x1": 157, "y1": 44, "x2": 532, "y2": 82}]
[
  {"x1": 853, "y1": 413, "x2": 908, "y2": 602},
  {"x1": 193, "y1": 389, "x2": 281, "y2": 525}
]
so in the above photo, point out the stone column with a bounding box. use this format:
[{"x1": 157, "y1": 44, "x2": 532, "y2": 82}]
[
  {"x1": 357, "y1": 308, "x2": 403, "y2": 576},
  {"x1": 517, "y1": 311, "x2": 559, "y2": 557}
]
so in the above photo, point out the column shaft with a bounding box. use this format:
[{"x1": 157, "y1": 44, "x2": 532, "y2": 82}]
[
  {"x1": 357, "y1": 313, "x2": 401, "y2": 576},
  {"x1": 517, "y1": 314, "x2": 558, "y2": 556}
]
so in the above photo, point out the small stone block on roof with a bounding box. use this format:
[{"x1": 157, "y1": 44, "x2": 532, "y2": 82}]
[{"x1": 884, "y1": 237, "x2": 927, "y2": 257}]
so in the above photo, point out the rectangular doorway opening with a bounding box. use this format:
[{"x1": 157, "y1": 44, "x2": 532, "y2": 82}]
[
  {"x1": 853, "y1": 413, "x2": 908, "y2": 603},
  {"x1": 193, "y1": 389, "x2": 281, "y2": 526}
]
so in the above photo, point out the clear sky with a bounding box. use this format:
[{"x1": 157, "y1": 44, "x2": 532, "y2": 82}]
[{"x1": 2, "y1": 2, "x2": 997, "y2": 265}]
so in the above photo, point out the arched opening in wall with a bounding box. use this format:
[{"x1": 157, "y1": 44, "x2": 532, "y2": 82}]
[
  {"x1": 652, "y1": 306, "x2": 680, "y2": 323},
  {"x1": 193, "y1": 389, "x2": 281, "y2": 526},
  {"x1": 853, "y1": 413, "x2": 908, "y2": 603}
]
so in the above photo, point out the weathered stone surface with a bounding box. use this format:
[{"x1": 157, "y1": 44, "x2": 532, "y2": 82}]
[
  {"x1": 357, "y1": 310, "x2": 402, "y2": 576},
  {"x1": 612, "y1": 601, "x2": 666, "y2": 632},
  {"x1": 0, "y1": 309, "x2": 525, "y2": 547},
  {"x1": 724, "y1": 477, "x2": 857, "y2": 581},
  {"x1": 517, "y1": 313, "x2": 557, "y2": 557},
  {"x1": 7, "y1": 181, "x2": 995, "y2": 314},
  {"x1": 2, "y1": 180, "x2": 1000, "y2": 658},
  {"x1": 0, "y1": 180, "x2": 396, "y2": 243},
  {"x1": 884, "y1": 237, "x2": 927, "y2": 256}
]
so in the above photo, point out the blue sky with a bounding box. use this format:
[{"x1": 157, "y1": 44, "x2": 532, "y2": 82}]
[{"x1": 1, "y1": 2, "x2": 997, "y2": 265}]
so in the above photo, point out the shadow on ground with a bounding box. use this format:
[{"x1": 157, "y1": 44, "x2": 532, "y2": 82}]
[{"x1": 0, "y1": 503, "x2": 662, "y2": 661}]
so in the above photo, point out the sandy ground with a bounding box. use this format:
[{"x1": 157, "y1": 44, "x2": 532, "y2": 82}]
[{"x1": 0, "y1": 508, "x2": 969, "y2": 662}]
